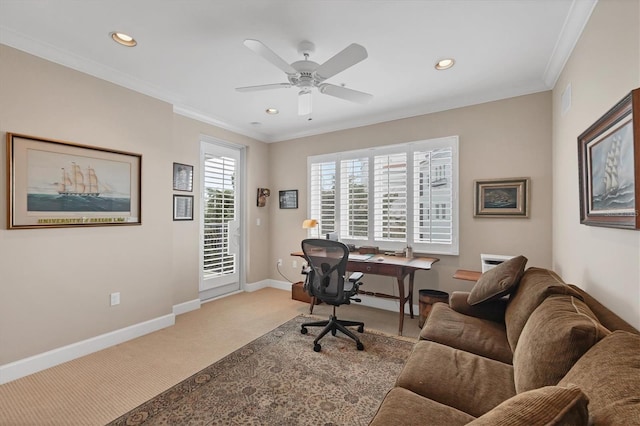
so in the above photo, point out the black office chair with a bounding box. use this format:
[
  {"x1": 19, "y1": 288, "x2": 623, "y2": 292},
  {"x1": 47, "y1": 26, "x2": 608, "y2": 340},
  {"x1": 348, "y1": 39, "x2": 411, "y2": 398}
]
[{"x1": 300, "y1": 238, "x2": 365, "y2": 352}]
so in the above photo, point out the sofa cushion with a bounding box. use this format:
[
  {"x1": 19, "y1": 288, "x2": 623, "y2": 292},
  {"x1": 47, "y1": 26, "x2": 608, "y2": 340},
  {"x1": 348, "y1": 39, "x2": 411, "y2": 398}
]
[
  {"x1": 467, "y1": 255, "x2": 527, "y2": 305},
  {"x1": 568, "y1": 284, "x2": 640, "y2": 334},
  {"x1": 558, "y1": 330, "x2": 640, "y2": 425},
  {"x1": 369, "y1": 387, "x2": 474, "y2": 426},
  {"x1": 395, "y1": 340, "x2": 515, "y2": 417},
  {"x1": 505, "y1": 267, "x2": 582, "y2": 351},
  {"x1": 420, "y1": 302, "x2": 513, "y2": 364},
  {"x1": 467, "y1": 384, "x2": 589, "y2": 426},
  {"x1": 512, "y1": 294, "x2": 609, "y2": 393}
]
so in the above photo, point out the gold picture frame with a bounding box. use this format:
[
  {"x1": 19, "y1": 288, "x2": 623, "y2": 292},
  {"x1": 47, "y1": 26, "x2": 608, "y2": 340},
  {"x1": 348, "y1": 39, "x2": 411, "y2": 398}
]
[
  {"x1": 6, "y1": 133, "x2": 142, "y2": 229},
  {"x1": 474, "y1": 177, "x2": 530, "y2": 218}
]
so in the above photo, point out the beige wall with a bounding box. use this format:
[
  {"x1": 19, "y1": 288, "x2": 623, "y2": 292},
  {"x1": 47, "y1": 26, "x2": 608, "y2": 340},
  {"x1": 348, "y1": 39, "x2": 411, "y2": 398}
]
[
  {"x1": 552, "y1": 0, "x2": 640, "y2": 329},
  {"x1": 0, "y1": 45, "x2": 270, "y2": 364},
  {"x1": 269, "y1": 92, "x2": 553, "y2": 300}
]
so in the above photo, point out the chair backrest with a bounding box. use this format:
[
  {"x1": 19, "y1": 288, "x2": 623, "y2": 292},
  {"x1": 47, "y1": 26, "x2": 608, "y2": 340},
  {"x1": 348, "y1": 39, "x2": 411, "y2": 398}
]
[{"x1": 301, "y1": 238, "x2": 350, "y2": 305}]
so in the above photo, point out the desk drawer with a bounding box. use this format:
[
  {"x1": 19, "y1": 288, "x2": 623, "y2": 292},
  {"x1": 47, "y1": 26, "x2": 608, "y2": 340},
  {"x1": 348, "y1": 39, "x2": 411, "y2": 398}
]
[{"x1": 349, "y1": 262, "x2": 399, "y2": 276}]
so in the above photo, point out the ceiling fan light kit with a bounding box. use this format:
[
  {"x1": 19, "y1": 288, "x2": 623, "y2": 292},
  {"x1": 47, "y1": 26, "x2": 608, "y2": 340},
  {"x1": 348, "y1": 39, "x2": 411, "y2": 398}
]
[{"x1": 237, "y1": 39, "x2": 373, "y2": 116}]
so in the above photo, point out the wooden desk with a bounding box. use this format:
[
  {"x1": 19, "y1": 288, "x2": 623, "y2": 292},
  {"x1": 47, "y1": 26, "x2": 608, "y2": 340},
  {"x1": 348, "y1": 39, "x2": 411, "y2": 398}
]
[{"x1": 291, "y1": 252, "x2": 439, "y2": 335}]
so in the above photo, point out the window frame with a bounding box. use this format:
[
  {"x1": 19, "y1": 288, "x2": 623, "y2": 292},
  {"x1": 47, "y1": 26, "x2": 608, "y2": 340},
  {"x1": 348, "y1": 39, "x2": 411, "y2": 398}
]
[{"x1": 307, "y1": 136, "x2": 459, "y2": 255}]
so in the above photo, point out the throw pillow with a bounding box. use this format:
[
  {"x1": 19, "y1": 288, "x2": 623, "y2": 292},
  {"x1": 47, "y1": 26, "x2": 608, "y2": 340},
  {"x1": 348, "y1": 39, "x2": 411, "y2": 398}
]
[
  {"x1": 512, "y1": 294, "x2": 610, "y2": 393},
  {"x1": 467, "y1": 255, "x2": 527, "y2": 305},
  {"x1": 467, "y1": 384, "x2": 589, "y2": 426}
]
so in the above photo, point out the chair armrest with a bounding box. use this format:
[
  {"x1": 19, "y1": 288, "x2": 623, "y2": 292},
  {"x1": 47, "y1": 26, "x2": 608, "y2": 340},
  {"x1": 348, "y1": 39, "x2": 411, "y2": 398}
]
[
  {"x1": 348, "y1": 272, "x2": 364, "y2": 283},
  {"x1": 449, "y1": 291, "x2": 507, "y2": 323}
]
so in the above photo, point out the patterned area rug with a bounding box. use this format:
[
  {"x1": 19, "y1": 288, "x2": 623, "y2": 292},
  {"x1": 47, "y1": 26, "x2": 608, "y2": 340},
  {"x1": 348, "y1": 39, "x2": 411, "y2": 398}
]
[{"x1": 107, "y1": 315, "x2": 414, "y2": 425}]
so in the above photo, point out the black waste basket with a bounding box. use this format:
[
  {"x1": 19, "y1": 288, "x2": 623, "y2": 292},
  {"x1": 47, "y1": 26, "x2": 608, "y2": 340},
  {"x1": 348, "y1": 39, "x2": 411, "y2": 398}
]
[{"x1": 418, "y1": 289, "x2": 449, "y2": 328}]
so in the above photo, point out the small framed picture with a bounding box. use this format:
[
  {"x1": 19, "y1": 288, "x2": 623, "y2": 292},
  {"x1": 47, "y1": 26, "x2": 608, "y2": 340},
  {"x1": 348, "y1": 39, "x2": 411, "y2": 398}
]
[
  {"x1": 474, "y1": 178, "x2": 530, "y2": 218},
  {"x1": 173, "y1": 195, "x2": 194, "y2": 221},
  {"x1": 279, "y1": 189, "x2": 298, "y2": 209},
  {"x1": 173, "y1": 162, "x2": 193, "y2": 192}
]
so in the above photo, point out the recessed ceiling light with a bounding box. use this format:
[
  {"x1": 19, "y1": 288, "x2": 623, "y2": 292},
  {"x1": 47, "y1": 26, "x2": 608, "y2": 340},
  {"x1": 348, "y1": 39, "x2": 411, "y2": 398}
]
[
  {"x1": 435, "y1": 58, "x2": 455, "y2": 70},
  {"x1": 110, "y1": 32, "x2": 137, "y2": 47},
  {"x1": 265, "y1": 108, "x2": 279, "y2": 115}
]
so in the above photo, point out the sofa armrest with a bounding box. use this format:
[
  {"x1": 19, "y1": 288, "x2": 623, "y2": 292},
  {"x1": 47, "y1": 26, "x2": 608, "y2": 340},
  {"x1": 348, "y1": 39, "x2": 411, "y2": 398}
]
[{"x1": 449, "y1": 291, "x2": 507, "y2": 323}]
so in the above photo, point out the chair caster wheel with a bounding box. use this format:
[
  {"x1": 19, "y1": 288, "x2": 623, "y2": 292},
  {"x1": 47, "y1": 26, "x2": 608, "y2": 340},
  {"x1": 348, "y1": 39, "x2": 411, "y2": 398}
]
[
  {"x1": 314, "y1": 343, "x2": 321, "y2": 352},
  {"x1": 331, "y1": 329, "x2": 337, "y2": 336},
  {"x1": 357, "y1": 342, "x2": 364, "y2": 351},
  {"x1": 301, "y1": 327, "x2": 308, "y2": 334},
  {"x1": 357, "y1": 325, "x2": 364, "y2": 333}
]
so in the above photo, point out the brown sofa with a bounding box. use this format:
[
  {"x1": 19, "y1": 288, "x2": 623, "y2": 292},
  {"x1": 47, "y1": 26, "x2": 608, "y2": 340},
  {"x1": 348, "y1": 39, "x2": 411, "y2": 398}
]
[{"x1": 369, "y1": 264, "x2": 640, "y2": 425}]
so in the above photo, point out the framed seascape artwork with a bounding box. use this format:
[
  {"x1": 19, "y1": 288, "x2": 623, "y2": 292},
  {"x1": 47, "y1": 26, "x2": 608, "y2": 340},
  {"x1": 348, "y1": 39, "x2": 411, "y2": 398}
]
[
  {"x1": 474, "y1": 177, "x2": 530, "y2": 218},
  {"x1": 173, "y1": 195, "x2": 194, "y2": 221},
  {"x1": 279, "y1": 189, "x2": 298, "y2": 209},
  {"x1": 578, "y1": 88, "x2": 639, "y2": 230},
  {"x1": 6, "y1": 133, "x2": 142, "y2": 229},
  {"x1": 173, "y1": 162, "x2": 193, "y2": 192}
]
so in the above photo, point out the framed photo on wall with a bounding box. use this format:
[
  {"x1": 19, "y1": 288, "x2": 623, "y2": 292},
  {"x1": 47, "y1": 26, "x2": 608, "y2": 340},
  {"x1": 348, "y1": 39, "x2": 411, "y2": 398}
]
[
  {"x1": 474, "y1": 177, "x2": 530, "y2": 218},
  {"x1": 279, "y1": 190, "x2": 298, "y2": 209},
  {"x1": 173, "y1": 194, "x2": 194, "y2": 221},
  {"x1": 173, "y1": 162, "x2": 193, "y2": 192},
  {"x1": 578, "y1": 88, "x2": 639, "y2": 229},
  {"x1": 6, "y1": 133, "x2": 142, "y2": 229}
]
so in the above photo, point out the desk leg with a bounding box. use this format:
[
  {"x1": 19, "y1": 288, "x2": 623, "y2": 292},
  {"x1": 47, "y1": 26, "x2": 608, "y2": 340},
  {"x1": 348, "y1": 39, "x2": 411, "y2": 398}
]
[
  {"x1": 309, "y1": 297, "x2": 315, "y2": 314},
  {"x1": 396, "y1": 275, "x2": 405, "y2": 336},
  {"x1": 408, "y1": 272, "x2": 415, "y2": 319}
]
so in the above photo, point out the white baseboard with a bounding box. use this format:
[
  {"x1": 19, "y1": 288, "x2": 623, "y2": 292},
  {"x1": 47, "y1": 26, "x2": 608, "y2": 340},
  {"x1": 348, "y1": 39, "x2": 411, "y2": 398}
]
[
  {"x1": 245, "y1": 279, "x2": 290, "y2": 292},
  {"x1": 0, "y1": 312, "x2": 176, "y2": 385},
  {"x1": 0, "y1": 282, "x2": 418, "y2": 385},
  {"x1": 173, "y1": 298, "x2": 201, "y2": 315}
]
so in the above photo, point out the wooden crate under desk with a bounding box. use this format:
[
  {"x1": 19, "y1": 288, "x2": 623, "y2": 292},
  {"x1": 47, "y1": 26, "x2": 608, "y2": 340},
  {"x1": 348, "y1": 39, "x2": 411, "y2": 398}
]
[{"x1": 291, "y1": 281, "x2": 321, "y2": 304}]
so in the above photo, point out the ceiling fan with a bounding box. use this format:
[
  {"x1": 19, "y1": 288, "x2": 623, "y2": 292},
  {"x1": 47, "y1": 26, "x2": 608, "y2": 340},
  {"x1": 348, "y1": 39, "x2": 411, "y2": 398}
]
[{"x1": 236, "y1": 39, "x2": 373, "y2": 116}]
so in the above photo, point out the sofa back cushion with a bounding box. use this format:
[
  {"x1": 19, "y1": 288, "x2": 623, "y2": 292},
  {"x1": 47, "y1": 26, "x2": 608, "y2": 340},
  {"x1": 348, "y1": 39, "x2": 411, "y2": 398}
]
[
  {"x1": 467, "y1": 384, "x2": 589, "y2": 426},
  {"x1": 568, "y1": 285, "x2": 639, "y2": 334},
  {"x1": 558, "y1": 330, "x2": 640, "y2": 424},
  {"x1": 467, "y1": 255, "x2": 527, "y2": 305},
  {"x1": 512, "y1": 294, "x2": 609, "y2": 393},
  {"x1": 505, "y1": 267, "x2": 582, "y2": 351}
]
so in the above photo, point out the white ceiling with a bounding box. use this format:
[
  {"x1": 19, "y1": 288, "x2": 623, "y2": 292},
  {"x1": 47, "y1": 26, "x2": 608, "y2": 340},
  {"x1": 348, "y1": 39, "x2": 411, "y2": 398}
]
[{"x1": 0, "y1": 0, "x2": 596, "y2": 143}]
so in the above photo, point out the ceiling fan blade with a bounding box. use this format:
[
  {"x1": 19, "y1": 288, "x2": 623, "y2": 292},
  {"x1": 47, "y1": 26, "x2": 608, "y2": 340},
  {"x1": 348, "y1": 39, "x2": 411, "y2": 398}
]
[
  {"x1": 243, "y1": 39, "x2": 297, "y2": 75},
  {"x1": 314, "y1": 43, "x2": 368, "y2": 80},
  {"x1": 235, "y1": 83, "x2": 291, "y2": 92},
  {"x1": 319, "y1": 84, "x2": 373, "y2": 104},
  {"x1": 298, "y1": 91, "x2": 312, "y2": 116}
]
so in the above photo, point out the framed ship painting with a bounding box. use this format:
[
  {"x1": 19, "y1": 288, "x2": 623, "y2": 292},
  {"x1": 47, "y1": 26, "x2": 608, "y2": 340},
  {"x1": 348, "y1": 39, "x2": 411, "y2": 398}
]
[
  {"x1": 474, "y1": 177, "x2": 530, "y2": 218},
  {"x1": 578, "y1": 88, "x2": 639, "y2": 230},
  {"x1": 6, "y1": 133, "x2": 142, "y2": 229}
]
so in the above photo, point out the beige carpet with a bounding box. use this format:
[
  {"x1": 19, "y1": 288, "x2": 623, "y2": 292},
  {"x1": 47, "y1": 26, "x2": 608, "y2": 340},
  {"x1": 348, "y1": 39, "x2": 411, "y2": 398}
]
[
  {"x1": 107, "y1": 315, "x2": 415, "y2": 425},
  {"x1": 0, "y1": 287, "x2": 420, "y2": 425}
]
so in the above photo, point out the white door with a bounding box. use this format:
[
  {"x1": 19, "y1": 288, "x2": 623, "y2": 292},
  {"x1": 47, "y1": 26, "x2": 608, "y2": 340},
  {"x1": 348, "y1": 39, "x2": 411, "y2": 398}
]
[{"x1": 200, "y1": 139, "x2": 244, "y2": 300}]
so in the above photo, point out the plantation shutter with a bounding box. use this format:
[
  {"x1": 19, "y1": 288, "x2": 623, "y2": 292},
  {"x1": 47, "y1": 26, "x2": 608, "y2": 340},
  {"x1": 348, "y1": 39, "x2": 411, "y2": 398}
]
[
  {"x1": 374, "y1": 153, "x2": 407, "y2": 241},
  {"x1": 413, "y1": 147, "x2": 453, "y2": 245},
  {"x1": 340, "y1": 158, "x2": 369, "y2": 239},
  {"x1": 310, "y1": 161, "x2": 336, "y2": 236},
  {"x1": 203, "y1": 153, "x2": 236, "y2": 277}
]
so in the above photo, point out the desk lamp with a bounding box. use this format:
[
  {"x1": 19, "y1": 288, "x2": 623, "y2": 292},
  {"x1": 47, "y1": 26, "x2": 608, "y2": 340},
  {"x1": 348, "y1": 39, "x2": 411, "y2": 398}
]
[{"x1": 302, "y1": 219, "x2": 320, "y2": 238}]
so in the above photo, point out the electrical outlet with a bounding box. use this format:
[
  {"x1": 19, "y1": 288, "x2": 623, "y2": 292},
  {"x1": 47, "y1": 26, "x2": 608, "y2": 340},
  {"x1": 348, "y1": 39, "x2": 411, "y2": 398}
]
[
  {"x1": 110, "y1": 292, "x2": 120, "y2": 306},
  {"x1": 292, "y1": 260, "x2": 297, "y2": 268},
  {"x1": 277, "y1": 259, "x2": 283, "y2": 266}
]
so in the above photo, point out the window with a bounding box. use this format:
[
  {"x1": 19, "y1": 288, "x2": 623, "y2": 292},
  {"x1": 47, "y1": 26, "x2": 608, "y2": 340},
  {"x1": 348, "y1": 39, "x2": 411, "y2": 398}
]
[{"x1": 308, "y1": 136, "x2": 458, "y2": 255}]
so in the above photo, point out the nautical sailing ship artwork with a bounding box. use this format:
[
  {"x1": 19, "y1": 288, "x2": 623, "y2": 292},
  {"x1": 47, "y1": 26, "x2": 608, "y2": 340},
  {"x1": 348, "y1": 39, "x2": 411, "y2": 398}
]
[
  {"x1": 26, "y1": 150, "x2": 132, "y2": 213},
  {"x1": 8, "y1": 133, "x2": 141, "y2": 229},
  {"x1": 578, "y1": 88, "x2": 639, "y2": 230},
  {"x1": 588, "y1": 122, "x2": 635, "y2": 213}
]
